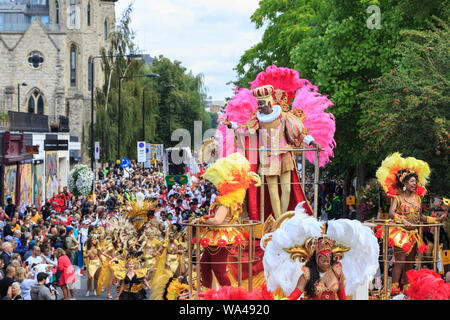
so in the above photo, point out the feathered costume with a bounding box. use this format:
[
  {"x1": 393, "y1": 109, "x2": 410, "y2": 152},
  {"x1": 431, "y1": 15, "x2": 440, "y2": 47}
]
[
  {"x1": 261, "y1": 202, "x2": 379, "y2": 299},
  {"x1": 404, "y1": 269, "x2": 450, "y2": 300},
  {"x1": 215, "y1": 65, "x2": 336, "y2": 221},
  {"x1": 196, "y1": 152, "x2": 261, "y2": 289},
  {"x1": 375, "y1": 153, "x2": 435, "y2": 255}
]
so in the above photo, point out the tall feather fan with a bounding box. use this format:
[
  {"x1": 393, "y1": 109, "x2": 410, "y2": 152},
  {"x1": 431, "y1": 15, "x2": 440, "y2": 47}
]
[
  {"x1": 292, "y1": 82, "x2": 336, "y2": 168},
  {"x1": 217, "y1": 65, "x2": 336, "y2": 167},
  {"x1": 261, "y1": 202, "x2": 379, "y2": 297},
  {"x1": 215, "y1": 87, "x2": 258, "y2": 158}
]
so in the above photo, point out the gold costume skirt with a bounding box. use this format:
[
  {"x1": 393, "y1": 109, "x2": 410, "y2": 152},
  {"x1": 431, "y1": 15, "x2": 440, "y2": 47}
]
[
  {"x1": 87, "y1": 259, "x2": 101, "y2": 278},
  {"x1": 96, "y1": 258, "x2": 112, "y2": 295},
  {"x1": 149, "y1": 248, "x2": 173, "y2": 300},
  {"x1": 388, "y1": 226, "x2": 423, "y2": 255},
  {"x1": 200, "y1": 226, "x2": 246, "y2": 247},
  {"x1": 167, "y1": 254, "x2": 179, "y2": 275}
]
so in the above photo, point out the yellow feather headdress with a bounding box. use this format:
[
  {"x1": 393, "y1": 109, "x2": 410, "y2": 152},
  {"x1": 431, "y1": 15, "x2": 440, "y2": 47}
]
[
  {"x1": 202, "y1": 152, "x2": 261, "y2": 207},
  {"x1": 376, "y1": 152, "x2": 431, "y2": 197}
]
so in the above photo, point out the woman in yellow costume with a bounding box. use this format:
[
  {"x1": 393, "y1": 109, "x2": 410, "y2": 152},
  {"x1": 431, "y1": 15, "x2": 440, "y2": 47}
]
[
  {"x1": 139, "y1": 227, "x2": 163, "y2": 272},
  {"x1": 95, "y1": 234, "x2": 115, "y2": 298},
  {"x1": 190, "y1": 152, "x2": 261, "y2": 289},
  {"x1": 83, "y1": 235, "x2": 102, "y2": 297},
  {"x1": 111, "y1": 251, "x2": 151, "y2": 300},
  {"x1": 376, "y1": 153, "x2": 447, "y2": 296}
]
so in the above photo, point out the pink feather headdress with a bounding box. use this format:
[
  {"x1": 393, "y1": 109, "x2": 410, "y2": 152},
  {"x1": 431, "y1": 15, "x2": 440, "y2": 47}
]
[
  {"x1": 292, "y1": 82, "x2": 336, "y2": 168},
  {"x1": 215, "y1": 87, "x2": 258, "y2": 158}
]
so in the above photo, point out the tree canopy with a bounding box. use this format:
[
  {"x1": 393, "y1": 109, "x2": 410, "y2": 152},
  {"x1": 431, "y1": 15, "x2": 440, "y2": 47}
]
[
  {"x1": 93, "y1": 4, "x2": 212, "y2": 163},
  {"x1": 235, "y1": 0, "x2": 449, "y2": 195}
]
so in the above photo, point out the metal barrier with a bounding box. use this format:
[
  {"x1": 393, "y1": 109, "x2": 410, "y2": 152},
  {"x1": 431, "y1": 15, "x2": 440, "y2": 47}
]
[
  {"x1": 182, "y1": 220, "x2": 262, "y2": 300},
  {"x1": 242, "y1": 146, "x2": 323, "y2": 219},
  {"x1": 180, "y1": 146, "x2": 323, "y2": 298},
  {"x1": 364, "y1": 219, "x2": 443, "y2": 300}
]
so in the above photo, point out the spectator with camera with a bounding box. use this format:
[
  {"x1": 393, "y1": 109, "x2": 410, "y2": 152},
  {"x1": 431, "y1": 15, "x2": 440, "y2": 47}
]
[{"x1": 30, "y1": 272, "x2": 56, "y2": 300}]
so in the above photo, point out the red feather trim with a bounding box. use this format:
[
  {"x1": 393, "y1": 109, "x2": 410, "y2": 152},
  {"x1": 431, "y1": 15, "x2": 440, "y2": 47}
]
[
  {"x1": 387, "y1": 186, "x2": 398, "y2": 197},
  {"x1": 402, "y1": 242, "x2": 412, "y2": 252},
  {"x1": 375, "y1": 229, "x2": 383, "y2": 239},
  {"x1": 405, "y1": 269, "x2": 450, "y2": 300},
  {"x1": 200, "y1": 285, "x2": 274, "y2": 300},
  {"x1": 418, "y1": 243, "x2": 429, "y2": 254},
  {"x1": 388, "y1": 238, "x2": 395, "y2": 247},
  {"x1": 415, "y1": 185, "x2": 426, "y2": 197}
]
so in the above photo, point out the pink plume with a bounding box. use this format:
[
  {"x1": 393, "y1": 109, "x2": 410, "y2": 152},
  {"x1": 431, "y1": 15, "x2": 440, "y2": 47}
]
[
  {"x1": 292, "y1": 82, "x2": 336, "y2": 168},
  {"x1": 250, "y1": 65, "x2": 309, "y2": 102},
  {"x1": 215, "y1": 88, "x2": 258, "y2": 158}
]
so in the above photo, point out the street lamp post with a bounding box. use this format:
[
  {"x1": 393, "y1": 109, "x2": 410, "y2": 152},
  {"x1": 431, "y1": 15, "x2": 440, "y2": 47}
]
[
  {"x1": 162, "y1": 85, "x2": 176, "y2": 147},
  {"x1": 118, "y1": 73, "x2": 160, "y2": 160},
  {"x1": 90, "y1": 54, "x2": 144, "y2": 171},
  {"x1": 17, "y1": 82, "x2": 27, "y2": 112},
  {"x1": 143, "y1": 84, "x2": 176, "y2": 145}
]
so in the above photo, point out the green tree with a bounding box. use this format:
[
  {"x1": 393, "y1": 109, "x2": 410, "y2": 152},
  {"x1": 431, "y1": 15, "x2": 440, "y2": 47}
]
[
  {"x1": 93, "y1": 4, "x2": 211, "y2": 162},
  {"x1": 234, "y1": 0, "x2": 329, "y2": 87},
  {"x1": 359, "y1": 18, "x2": 449, "y2": 195},
  {"x1": 290, "y1": 0, "x2": 448, "y2": 189}
]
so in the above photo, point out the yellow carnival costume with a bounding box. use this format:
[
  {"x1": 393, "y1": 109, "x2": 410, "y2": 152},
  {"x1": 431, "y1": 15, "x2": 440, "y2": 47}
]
[
  {"x1": 375, "y1": 153, "x2": 438, "y2": 254},
  {"x1": 198, "y1": 152, "x2": 261, "y2": 289},
  {"x1": 110, "y1": 253, "x2": 149, "y2": 300}
]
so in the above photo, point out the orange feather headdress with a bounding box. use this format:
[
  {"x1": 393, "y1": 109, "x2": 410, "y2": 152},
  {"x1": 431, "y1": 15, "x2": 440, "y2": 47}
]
[{"x1": 376, "y1": 152, "x2": 431, "y2": 198}]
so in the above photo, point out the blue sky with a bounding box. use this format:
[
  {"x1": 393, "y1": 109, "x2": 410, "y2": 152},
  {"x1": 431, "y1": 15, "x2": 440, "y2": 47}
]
[{"x1": 115, "y1": 0, "x2": 265, "y2": 101}]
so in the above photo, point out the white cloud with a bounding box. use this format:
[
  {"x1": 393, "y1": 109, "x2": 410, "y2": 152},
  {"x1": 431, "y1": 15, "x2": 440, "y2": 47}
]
[{"x1": 115, "y1": 0, "x2": 265, "y2": 100}]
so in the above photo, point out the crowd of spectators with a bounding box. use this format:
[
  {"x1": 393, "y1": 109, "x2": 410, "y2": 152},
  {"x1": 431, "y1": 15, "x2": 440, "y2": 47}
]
[{"x1": 0, "y1": 161, "x2": 217, "y2": 300}]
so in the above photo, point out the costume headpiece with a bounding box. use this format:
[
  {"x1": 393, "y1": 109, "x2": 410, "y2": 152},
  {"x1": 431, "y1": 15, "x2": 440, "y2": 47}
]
[
  {"x1": 253, "y1": 85, "x2": 275, "y2": 106},
  {"x1": 376, "y1": 152, "x2": 430, "y2": 197},
  {"x1": 89, "y1": 226, "x2": 105, "y2": 239},
  {"x1": 315, "y1": 237, "x2": 336, "y2": 258},
  {"x1": 250, "y1": 65, "x2": 308, "y2": 112},
  {"x1": 202, "y1": 152, "x2": 261, "y2": 207},
  {"x1": 262, "y1": 202, "x2": 379, "y2": 296},
  {"x1": 273, "y1": 89, "x2": 289, "y2": 111}
]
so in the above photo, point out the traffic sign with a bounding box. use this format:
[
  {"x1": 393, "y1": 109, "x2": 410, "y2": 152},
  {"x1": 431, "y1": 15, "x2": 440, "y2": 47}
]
[
  {"x1": 346, "y1": 196, "x2": 356, "y2": 205},
  {"x1": 121, "y1": 158, "x2": 131, "y2": 168},
  {"x1": 94, "y1": 141, "x2": 100, "y2": 160},
  {"x1": 137, "y1": 141, "x2": 146, "y2": 163}
]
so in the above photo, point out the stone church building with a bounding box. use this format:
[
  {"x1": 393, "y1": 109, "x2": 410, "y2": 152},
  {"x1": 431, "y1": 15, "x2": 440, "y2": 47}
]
[{"x1": 0, "y1": 0, "x2": 117, "y2": 161}]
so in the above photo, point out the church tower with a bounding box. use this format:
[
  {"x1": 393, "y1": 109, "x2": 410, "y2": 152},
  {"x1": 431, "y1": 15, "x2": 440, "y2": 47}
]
[{"x1": 0, "y1": 0, "x2": 117, "y2": 163}]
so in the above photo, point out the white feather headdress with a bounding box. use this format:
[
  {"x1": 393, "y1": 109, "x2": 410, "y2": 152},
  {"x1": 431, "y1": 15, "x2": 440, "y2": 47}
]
[{"x1": 261, "y1": 202, "x2": 379, "y2": 297}]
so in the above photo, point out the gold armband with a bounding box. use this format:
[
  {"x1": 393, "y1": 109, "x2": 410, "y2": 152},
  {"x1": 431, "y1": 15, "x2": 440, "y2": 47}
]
[
  {"x1": 426, "y1": 216, "x2": 438, "y2": 224},
  {"x1": 394, "y1": 214, "x2": 406, "y2": 223},
  {"x1": 199, "y1": 217, "x2": 206, "y2": 224}
]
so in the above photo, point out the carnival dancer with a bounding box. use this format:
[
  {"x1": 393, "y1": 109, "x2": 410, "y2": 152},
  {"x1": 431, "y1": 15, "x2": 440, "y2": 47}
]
[
  {"x1": 217, "y1": 65, "x2": 336, "y2": 221},
  {"x1": 83, "y1": 231, "x2": 102, "y2": 297},
  {"x1": 261, "y1": 202, "x2": 379, "y2": 300},
  {"x1": 190, "y1": 152, "x2": 261, "y2": 289},
  {"x1": 112, "y1": 253, "x2": 151, "y2": 300},
  {"x1": 375, "y1": 153, "x2": 447, "y2": 296}
]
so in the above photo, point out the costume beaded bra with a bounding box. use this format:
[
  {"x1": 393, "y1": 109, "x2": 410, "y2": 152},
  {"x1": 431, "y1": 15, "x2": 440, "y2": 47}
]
[
  {"x1": 395, "y1": 195, "x2": 421, "y2": 223},
  {"x1": 302, "y1": 263, "x2": 342, "y2": 300}
]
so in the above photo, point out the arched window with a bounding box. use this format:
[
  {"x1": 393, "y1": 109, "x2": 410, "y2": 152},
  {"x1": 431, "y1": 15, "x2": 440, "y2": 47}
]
[
  {"x1": 27, "y1": 89, "x2": 45, "y2": 115},
  {"x1": 56, "y1": 1, "x2": 60, "y2": 24},
  {"x1": 70, "y1": 0, "x2": 76, "y2": 26},
  {"x1": 70, "y1": 44, "x2": 77, "y2": 87},
  {"x1": 104, "y1": 19, "x2": 108, "y2": 40},
  {"x1": 87, "y1": 2, "x2": 91, "y2": 26},
  {"x1": 88, "y1": 57, "x2": 93, "y2": 91}
]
